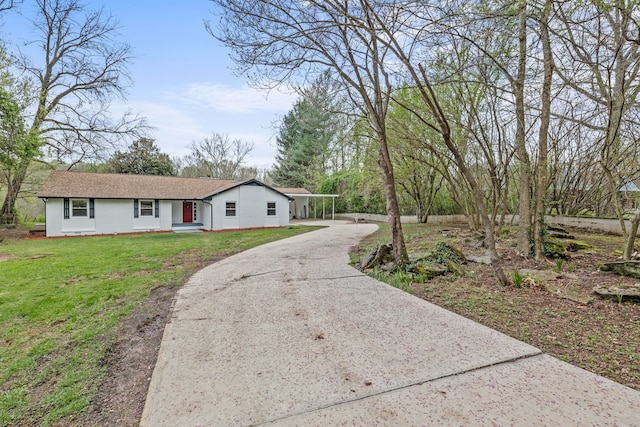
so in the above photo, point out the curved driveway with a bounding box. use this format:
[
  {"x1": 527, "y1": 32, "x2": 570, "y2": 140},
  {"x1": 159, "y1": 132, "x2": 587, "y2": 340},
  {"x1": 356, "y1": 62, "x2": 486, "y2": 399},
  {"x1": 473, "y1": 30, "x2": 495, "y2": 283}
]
[{"x1": 141, "y1": 221, "x2": 640, "y2": 426}]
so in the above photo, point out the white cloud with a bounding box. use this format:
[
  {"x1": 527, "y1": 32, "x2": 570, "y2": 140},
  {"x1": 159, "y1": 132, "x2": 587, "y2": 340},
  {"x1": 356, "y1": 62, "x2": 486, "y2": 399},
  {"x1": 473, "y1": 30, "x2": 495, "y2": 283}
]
[
  {"x1": 180, "y1": 83, "x2": 298, "y2": 113},
  {"x1": 111, "y1": 83, "x2": 292, "y2": 167}
]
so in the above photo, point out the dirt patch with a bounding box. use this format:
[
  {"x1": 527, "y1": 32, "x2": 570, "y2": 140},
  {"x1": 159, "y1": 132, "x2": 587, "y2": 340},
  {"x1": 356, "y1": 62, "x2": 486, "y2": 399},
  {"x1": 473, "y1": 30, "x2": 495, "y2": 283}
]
[
  {"x1": 0, "y1": 254, "x2": 14, "y2": 262},
  {"x1": 0, "y1": 225, "x2": 29, "y2": 239},
  {"x1": 67, "y1": 252, "x2": 229, "y2": 426},
  {"x1": 71, "y1": 284, "x2": 178, "y2": 426}
]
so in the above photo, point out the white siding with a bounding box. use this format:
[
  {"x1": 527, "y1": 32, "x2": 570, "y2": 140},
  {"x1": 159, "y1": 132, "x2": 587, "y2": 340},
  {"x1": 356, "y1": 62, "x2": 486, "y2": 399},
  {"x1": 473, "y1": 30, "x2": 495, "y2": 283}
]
[
  {"x1": 171, "y1": 201, "x2": 183, "y2": 224},
  {"x1": 45, "y1": 198, "x2": 172, "y2": 237},
  {"x1": 209, "y1": 184, "x2": 290, "y2": 231},
  {"x1": 201, "y1": 201, "x2": 212, "y2": 229},
  {"x1": 44, "y1": 199, "x2": 65, "y2": 237},
  {"x1": 219, "y1": 187, "x2": 241, "y2": 230},
  {"x1": 160, "y1": 201, "x2": 173, "y2": 230},
  {"x1": 239, "y1": 185, "x2": 264, "y2": 229},
  {"x1": 100, "y1": 199, "x2": 135, "y2": 233}
]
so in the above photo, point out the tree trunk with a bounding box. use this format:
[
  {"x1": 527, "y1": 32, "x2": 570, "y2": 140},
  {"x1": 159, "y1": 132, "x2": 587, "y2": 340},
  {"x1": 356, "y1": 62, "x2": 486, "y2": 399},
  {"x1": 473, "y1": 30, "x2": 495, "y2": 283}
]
[
  {"x1": 454, "y1": 151, "x2": 509, "y2": 285},
  {"x1": 378, "y1": 135, "x2": 409, "y2": 266},
  {"x1": 623, "y1": 212, "x2": 640, "y2": 260},
  {"x1": 0, "y1": 160, "x2": 29, "y2": 225},
  {"x1": 600, "y1": 21, "x2": 630, "y2": 239},
  {"x1": 534, "y1": 0, "x2": 553, "y2": 260},
  {"x1": 515, "y1": 0, "x2": 532, "y2": 256}
]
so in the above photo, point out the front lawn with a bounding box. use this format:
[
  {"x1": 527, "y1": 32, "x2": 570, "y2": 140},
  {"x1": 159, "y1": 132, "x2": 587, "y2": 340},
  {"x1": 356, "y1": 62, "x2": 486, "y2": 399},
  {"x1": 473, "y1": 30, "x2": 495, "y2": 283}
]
[{"x1": 0, "y1": 226, "x2": 318, "y2": 426}]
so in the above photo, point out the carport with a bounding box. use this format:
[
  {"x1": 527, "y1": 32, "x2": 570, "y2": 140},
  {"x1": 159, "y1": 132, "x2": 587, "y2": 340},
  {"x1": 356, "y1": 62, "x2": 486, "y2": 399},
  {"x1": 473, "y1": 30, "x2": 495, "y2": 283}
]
[{"x1": 283, "y1": 190, "x2": 339, "y2": 220}]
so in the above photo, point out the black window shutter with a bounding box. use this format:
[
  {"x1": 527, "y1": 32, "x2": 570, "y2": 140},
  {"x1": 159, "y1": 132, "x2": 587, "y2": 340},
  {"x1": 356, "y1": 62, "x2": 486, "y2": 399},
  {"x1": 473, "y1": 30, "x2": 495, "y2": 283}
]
[
  {"x1": 89, "y1": 199, "x2": 95, "y2": 219},
  {"x1": 154, "y1": 199, "x2": 159, "y2": 218},
  {"x1": 134, "y1": 199, "x2": 139, "y2": 218},
  {"x1": 63, "y1": 198, "x2": 69, "y2": 219}
]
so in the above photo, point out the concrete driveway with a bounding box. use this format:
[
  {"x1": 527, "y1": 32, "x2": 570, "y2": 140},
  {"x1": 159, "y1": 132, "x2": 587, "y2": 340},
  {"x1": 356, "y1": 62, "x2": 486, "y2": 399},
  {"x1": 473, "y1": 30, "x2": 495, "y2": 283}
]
[{"x1": 141, "y1": 221, "x2": 640, "y2": 426}]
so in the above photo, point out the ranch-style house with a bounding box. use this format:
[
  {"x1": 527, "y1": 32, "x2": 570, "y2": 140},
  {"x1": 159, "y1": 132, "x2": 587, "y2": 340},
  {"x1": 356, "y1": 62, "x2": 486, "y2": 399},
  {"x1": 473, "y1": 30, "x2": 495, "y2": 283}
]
[{"x1": 37, "y1": 171, "x2": 314, "y2": 237}]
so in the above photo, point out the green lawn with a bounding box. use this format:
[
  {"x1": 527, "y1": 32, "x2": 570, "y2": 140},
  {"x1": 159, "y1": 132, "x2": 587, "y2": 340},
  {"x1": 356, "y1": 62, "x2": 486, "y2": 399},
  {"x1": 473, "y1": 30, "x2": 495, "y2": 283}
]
[{"x1": 0, "y1": 226, "x2": 319, "y2": 426}]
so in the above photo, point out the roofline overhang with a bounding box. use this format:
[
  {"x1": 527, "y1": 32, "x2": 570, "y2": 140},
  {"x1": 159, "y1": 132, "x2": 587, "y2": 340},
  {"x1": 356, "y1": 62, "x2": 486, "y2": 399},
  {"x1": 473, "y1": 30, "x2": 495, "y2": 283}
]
[
  {"x1": 37, "y1": 195, "x2": 211, "y2": 201},
  {"x1": 286, "y1": 194, "x2": 340, "y2": 198},
  {"x1": 204, "y1": 179, "x2": 294, "y2": 201}
]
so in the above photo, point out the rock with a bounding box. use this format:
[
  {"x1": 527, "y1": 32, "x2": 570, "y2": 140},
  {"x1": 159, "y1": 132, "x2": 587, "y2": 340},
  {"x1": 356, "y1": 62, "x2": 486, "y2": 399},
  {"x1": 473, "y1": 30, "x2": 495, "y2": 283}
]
[
  {"x1": 472, "y1": 232, "x2": 486, "y2": 249},
  {"x1": 566, "y1": 241, "x2": 592, "y2": 252},
  {"x1": 412, "y1": 262, "x2": 448, "y2": 280},
  {"x1": 547, "y1": 225, "x2": 569, "y2": 234},
  {"x1": 546, "y1": 283, "x2": 594, "y2": 305},
  {"x1": 544, "y1": 239, "x2": 570, "y2": 259},
  {"x1": 593, "y1": 283, "x2": 640, "y2": 298},
  {"x1": 550, "y1": 232, "x2": 575, "y2": 239},
  {"x1": 445, "y1": 260, "x2": 465, "y2": 276},
  {"x1": 548, "y1": 225, "x2": 576, "y2": 240},
  {"x1": 467, "y1": 255, "x2": 492, "y2": 265},
  {"x1": 519, "y1": 268, "x2": 560, "y2": 282},
  {"x1": 523, "y1": 276, "x2": 542, "y2": 289},
  {"x1": 600, "y1": 261, "x2": 640, "y2": 279},
  {"x1": 428, "y1": 241, "x2": 467, "y2": 264}
]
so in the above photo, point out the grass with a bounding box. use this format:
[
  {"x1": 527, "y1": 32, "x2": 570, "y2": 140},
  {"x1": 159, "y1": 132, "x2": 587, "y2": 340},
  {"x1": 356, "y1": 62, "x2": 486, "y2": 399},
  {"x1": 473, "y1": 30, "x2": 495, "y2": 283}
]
[{"x1": 0, "y1": 226, "x2": 319, "y2": 426}]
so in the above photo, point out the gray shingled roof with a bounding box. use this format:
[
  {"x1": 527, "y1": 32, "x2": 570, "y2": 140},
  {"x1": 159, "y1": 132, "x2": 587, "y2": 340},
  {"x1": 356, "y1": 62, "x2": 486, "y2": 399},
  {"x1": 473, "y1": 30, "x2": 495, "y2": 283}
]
[
  {"x1": 277, "y1": 187, "x2": 312, "y2": 195},
  {"x1": 37, "y1": 171, "x2": 276, "y2": 200}
]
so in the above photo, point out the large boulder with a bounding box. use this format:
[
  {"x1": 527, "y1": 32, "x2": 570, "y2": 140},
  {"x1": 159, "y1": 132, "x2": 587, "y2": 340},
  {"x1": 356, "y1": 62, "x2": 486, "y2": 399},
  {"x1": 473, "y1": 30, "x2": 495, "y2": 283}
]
[
  {"x1": 408, "y1": 262, "x2": 448, "y2": 280},
  {"x1": 593, "y1": 283, "x2": 640, "y2": 299},
  {"x1": 600, "y1": 261, "x2": 640, "y2": 279}
]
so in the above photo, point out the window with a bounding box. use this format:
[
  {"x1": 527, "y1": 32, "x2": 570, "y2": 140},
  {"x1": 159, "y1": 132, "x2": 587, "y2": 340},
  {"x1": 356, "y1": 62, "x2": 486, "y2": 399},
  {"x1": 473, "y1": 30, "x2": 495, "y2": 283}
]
[
  {"x1": 267, "y1": 202, "x2": 276, "y2": 216},
  {"x1": 72, "y1": 199, "x2": 88, "y2": 217},
  {"x1": 140, "y1": 200, "x2": 154, "y2": 216},
  {"x1": 225, "y1": 201, "x2": 236, "y2": 217}
]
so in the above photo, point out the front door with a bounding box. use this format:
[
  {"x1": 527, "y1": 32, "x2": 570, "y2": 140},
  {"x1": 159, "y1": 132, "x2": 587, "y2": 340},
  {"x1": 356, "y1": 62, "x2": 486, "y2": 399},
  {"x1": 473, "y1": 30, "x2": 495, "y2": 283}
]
[{"x1": 182, "y1": 202, "x2": 193, "y2": 223}]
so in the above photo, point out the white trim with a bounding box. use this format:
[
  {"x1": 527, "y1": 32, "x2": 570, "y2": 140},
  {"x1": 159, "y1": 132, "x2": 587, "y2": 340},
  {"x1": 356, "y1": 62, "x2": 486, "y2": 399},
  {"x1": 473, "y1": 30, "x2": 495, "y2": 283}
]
[
  {"x1": 285, "y1": 193, "x2": 339, "y2": 197},
  {"x1": 71, "y1": 198, "x2": 89, "y2": 217},
  {"x1": 225, "y1": 201, "x2": 237, "y2": 217},
  {"x1": 266, "y1": 201, "x2": 277, "y2": 216},
  {"x1": 140, "y1": 200, "x2": 154, "y2": 216}
]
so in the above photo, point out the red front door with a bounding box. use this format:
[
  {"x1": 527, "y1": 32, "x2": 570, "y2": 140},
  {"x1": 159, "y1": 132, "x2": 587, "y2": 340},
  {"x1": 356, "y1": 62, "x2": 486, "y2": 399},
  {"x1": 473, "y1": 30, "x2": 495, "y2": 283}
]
[{"x1": 183, "y1": 202, "x2": 193, "y2": 223}]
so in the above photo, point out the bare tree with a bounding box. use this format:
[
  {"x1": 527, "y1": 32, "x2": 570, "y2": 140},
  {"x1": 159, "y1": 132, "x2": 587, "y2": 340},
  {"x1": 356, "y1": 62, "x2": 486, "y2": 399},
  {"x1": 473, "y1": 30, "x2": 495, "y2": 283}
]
[
  {"x1": 0, "y1": 0, "x2": 15, "y2": 13},
  {"x1": 552, "y1": 0, "x2": 640, "y2": 259},
  {"x1": 182, "y1": 133, "x2": 254, "y2": 180},
  {"x1": 341, "y1": 1, "x2": 510, "y2": 284},
  {"x1": 0, "y1": 0, "x2": 145, "y2": 224},
  {"x1": 208, "y1": 0, "x2": 409, "y2": 265}
]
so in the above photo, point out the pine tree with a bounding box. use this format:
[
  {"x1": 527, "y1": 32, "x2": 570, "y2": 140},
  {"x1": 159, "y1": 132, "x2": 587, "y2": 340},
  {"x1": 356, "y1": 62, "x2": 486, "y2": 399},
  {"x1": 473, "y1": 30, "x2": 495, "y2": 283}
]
[{"x1": 271, "y1": 74, "x2": 337, "y2": 190}]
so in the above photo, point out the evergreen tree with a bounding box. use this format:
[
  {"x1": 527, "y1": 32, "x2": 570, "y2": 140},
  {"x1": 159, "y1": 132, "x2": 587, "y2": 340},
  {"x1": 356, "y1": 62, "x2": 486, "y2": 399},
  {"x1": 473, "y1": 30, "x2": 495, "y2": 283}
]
[
  {"x1": 106, "y1": 138, "x2": 175, "y2": 176},
  {"x1": 271, "y1": 73, "x2": 337, "y2": 190}
]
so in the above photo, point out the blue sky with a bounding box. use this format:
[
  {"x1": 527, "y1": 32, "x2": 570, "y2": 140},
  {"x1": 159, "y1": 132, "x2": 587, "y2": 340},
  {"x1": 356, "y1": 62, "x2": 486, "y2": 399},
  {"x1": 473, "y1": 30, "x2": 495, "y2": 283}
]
[{"x1": 1, "y1": 0, "x2": 297, "y2": 168}]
